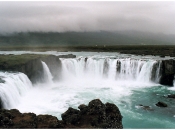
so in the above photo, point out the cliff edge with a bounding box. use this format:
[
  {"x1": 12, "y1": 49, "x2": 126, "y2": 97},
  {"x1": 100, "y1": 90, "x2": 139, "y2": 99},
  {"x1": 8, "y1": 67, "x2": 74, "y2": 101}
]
[{"x1": 0, "y1": 54, "x2": 75, "y2": 83}]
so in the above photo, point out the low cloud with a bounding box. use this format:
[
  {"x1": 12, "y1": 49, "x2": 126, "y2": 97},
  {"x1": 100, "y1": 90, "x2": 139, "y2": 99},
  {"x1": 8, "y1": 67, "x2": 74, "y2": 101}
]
[{"x1": 0, "y1": 1, "x2": 175, "y2": 34}]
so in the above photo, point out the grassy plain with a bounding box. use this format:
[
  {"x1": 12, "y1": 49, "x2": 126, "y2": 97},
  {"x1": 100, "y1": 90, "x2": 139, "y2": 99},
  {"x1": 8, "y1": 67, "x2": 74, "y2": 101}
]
[
  {"x1": 0, "y1": 45, "x2": 175, "y2": 57},
  {"x1": 0, "y1": 54, "x2": 48, "y2": 70}
]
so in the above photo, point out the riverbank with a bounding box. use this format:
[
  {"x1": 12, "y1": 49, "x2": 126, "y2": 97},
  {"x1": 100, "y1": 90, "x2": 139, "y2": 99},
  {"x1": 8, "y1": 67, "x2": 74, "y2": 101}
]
[{"x1": 0, "y1": 45, "x2": 175, "y2": 57}]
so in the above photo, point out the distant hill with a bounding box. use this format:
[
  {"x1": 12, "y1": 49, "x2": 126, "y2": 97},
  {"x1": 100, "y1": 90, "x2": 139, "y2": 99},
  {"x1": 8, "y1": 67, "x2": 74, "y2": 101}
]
[{"x1": 0, "y1": 31, "x2": 175, "y2": 46}]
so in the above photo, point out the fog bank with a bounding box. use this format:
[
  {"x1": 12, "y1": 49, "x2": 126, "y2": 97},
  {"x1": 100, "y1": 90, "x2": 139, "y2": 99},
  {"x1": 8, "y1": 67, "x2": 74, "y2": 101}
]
[{"x1": 0, "y1": 1, "x2": 175, "y2": 34}]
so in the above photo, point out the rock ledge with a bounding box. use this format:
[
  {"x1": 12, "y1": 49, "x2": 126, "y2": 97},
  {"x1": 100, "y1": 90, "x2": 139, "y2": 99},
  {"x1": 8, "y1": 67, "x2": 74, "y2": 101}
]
[{"x1": 0, "y1": 99, "x2": 123, "y2": 129}]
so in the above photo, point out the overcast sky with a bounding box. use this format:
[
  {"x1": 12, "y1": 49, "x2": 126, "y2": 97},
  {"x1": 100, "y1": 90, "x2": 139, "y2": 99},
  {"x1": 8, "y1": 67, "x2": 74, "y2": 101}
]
[{"x1": 0, "y1": 1, "x2": 175, "y2": 34}]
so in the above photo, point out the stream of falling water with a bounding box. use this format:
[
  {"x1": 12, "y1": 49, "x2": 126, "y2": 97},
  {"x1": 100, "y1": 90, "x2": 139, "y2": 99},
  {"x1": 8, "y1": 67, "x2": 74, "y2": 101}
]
[{"x1": 0, "y1": 52, "x2": 175, "y2": 128}]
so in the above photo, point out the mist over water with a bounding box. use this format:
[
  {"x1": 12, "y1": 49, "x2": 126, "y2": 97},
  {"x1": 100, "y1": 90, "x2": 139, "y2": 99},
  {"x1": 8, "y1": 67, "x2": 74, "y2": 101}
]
[{"x1": 0, "y1": 51, "x2": 175, "y2": 128}]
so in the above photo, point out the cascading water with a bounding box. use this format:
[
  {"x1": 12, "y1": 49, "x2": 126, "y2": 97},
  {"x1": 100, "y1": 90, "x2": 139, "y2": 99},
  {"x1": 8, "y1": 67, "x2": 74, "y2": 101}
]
[
  {"x1": 0, "y1": 52, "x2": 174, "y2": 129},
  {"x1": 0, "y1": 72, "x2": 32, "y2": 109},
  {"x1": 60, "y1": 57, "x2": 161, "y2": 83},
  {"x1": 41, "y1": 61, "x2": 53, "y2": 84}
]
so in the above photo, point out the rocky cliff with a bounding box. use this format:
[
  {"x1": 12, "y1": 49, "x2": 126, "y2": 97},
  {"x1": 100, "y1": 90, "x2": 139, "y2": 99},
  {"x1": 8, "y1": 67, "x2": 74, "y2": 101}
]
[
  {"x1": 0, "y1": 54, "x2": 76, "y2": 83},
  {"x1": 0, "y1": 99, "x2": 123, "y2": 129},
  {"x1": 0, "y1": 54, "x2": 175, "y2": 86},
  {"x1": 159, "y1": 59, "x2": 175, "y2": 86}
]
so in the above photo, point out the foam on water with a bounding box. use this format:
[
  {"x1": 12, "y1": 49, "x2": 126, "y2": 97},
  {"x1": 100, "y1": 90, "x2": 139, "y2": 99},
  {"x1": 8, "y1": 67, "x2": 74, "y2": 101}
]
[
  {"x1": 0, "y1": 52, "x2": 175, "y2": 128},
  {"x1": 0, "y1": 72, "x2": 32, "y2": 109}
]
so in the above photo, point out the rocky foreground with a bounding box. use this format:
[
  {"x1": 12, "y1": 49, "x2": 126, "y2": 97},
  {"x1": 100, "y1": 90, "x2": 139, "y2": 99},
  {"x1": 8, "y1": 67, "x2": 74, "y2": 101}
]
[{"x1": 0, "y1": 99, "x2": 123, "y2": 129}]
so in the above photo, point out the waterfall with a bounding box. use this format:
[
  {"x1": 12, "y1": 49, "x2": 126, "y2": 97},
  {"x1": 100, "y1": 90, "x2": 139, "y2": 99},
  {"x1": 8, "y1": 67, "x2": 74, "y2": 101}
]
[
  {"x1": 0, "y1": 72, "x2": 32, "y2": 109},
  {"x1": 41, "y1": 61, "x2": 53, "y2": 84},
  {"x1": 60, "y1": 57, "x2": 161, "y2": 83}
]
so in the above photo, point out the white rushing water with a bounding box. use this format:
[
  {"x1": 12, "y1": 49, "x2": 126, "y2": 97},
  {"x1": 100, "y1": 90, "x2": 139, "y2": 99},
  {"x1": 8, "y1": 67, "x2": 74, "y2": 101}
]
[
  {"x1": 41, "y1": 61, "x2": 53, "y2": 84},
  {"x1": 0, "y1": 72, "x2": 32, "y2": 109},
  {"x1": 60, "y1": 57, "x2": 161, "y2": 83},
  {"x1": 0, "y1": 52, "x2": 175, "y2": 128}
]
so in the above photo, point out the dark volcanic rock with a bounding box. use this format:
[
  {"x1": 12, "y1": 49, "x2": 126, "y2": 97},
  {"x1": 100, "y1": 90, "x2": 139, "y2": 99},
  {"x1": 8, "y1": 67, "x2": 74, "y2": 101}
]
[
  {"x1": 19, "y1": 54, "x2": 76, "y2": 83},
  {"x1": 159, "y1": 59, "x2": 175, "y2": 86},
  {"x1": 0, "y1": 109, "x2": 65, "y2": 128},
  {"x1": 150, "y1": 61, "x2": 161, "y2": 82},
  {"x1": 58, "y1": 54, "x2": 76, "y2": 58},
  {"x1": 37, "y1": 115, "x2": 64, "y2": 128},
  {"x1": 167, "y1": 94, "x2": 175, "y2": 99},
  {"x1": 0, "y1": 99, "x2": 123, "y2": 129},
  {"x1": 42, "y1": 54, "x2": 76, "y2": 81},
  {"x1": 0, "y1": 77, "x2": 5, "y2": 83},
  {"x1": 61, "y1": 107, "x2": 80, "y2": 125},
  {"x1": 116, "y1": 60, "x2": 121, "y2": 73},
  {"x1": 61, "y1": 99, "x2": 123, "y2": 129},
  {"x1": 0, "y1": 54, "x2": 76, "y2": 83},
  {"x1": 156, "y1": 101, "x2": 168, "y2": 107},
  {"x1": 0, "y1": 98, "x2": 3, "y2": 109},
  {"x1": 40, "y1": 55, "x2": 62, "y2": 81},
  {"x1": 137, "y1": 104, "x2": 154, "y2": 111},
  {"x1": 18, "y1": 58, "x2": 45, "y2": 83}
]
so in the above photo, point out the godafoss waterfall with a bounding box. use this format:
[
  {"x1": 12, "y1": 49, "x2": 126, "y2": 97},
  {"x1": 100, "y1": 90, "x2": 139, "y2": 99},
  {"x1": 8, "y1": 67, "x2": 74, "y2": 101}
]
[{"x1": 0, "y1": 51, "x2": 175, "y2": 128}]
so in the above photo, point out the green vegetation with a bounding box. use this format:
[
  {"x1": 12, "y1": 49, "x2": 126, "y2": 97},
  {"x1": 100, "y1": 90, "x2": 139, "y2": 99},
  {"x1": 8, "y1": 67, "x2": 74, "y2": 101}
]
[
  {"x1": 0, "y1": 45, "x2": 175, "y2": 57},
  {"x1": 0, "y1": 54, "x2": 48, "y2": 69},
  {"x1": 0, "y1": 31, "x2": 175, "y2": 46}
]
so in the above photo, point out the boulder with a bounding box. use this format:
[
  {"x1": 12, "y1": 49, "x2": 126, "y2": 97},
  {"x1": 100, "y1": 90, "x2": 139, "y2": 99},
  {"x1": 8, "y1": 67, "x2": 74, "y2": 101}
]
[
  {"x1": 167, "y1": 94, "x2": 175, "y2": 99},
  {"x1": 137, "y1": 104, "x2": 154, "y2": 111},
  {"x1": 156, "y1": 101, "x2": 168, "y2": 107},
  {"x1": 61, "y1": 107, "x2": 80, "y2": 125},
  {"x1": 0, "y1": 99, "x2": 123, "y2": 129},
  {"x1": 37, "y1": 115, "x2": 64, "y2": 128},
  {"x1": 61, "y1": 99, "x2": 123, "y2": 129},
  {"x1": 0, "y1": 77, "x2": 5, "y2": 83}
]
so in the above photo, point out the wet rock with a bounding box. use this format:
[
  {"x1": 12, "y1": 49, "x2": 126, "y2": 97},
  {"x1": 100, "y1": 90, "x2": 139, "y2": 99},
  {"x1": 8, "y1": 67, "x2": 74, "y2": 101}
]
[
  {"x1": 58, "y1": 54, "x2": 76, "y2": 58},
  {"x1": 88, "y1": 99, "x2": 105, "y2": 115},
  {"x1": 151, "y1": 61, "x2": 160, "y2": 82},
  {"x1": 0, "y1": 99, "x2": 123, "y2": 129},
  {"x1": 78, "y1": 104, "x2": 88, "y2": 114},
  {"x1": 63, "y1": 99, "x2": 123, "y2": 128},
  {"x1": 137, "y1": 104, "x2": 154, "y2": 111},
  {"x1": 0, "y1": 98, "x2": 3, "y2": 109},
  {"x1": 41, "y1": 55, "x2": 62, "y2": 81},
  {"x1": 84, "y1": 57, "x2": 88, "y2": 62},
  {"x1": 61, "y1": 107, "x2": 80, "y2": 125},
  {"x1": 0, "y1": 54, "x2": 76, "y2": 84},
  {"x1": 116, "y1": 60, "x2": 121, "y2": 73},
  {"x1": 167, "y1": 94, "x2": 175, "y2": 99},
  {"x1": 159, "y1": 59, "x2": 175, "y2": 86},
  {"x1": 156, "y1": 101, "x2": 168, "y2": 107},
  {"x1": 0, "y1": 77, "x2": 5, "y2": 83},
  {"x1": 37, "y1": 115, "x2": 63, "y2": 128}
]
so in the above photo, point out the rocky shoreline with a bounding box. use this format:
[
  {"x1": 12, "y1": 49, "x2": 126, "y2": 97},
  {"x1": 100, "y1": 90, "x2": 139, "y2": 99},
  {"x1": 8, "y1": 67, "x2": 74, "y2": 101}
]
[{"x1": 0, "y1": 99, "x2": 123, "y2": 129}]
